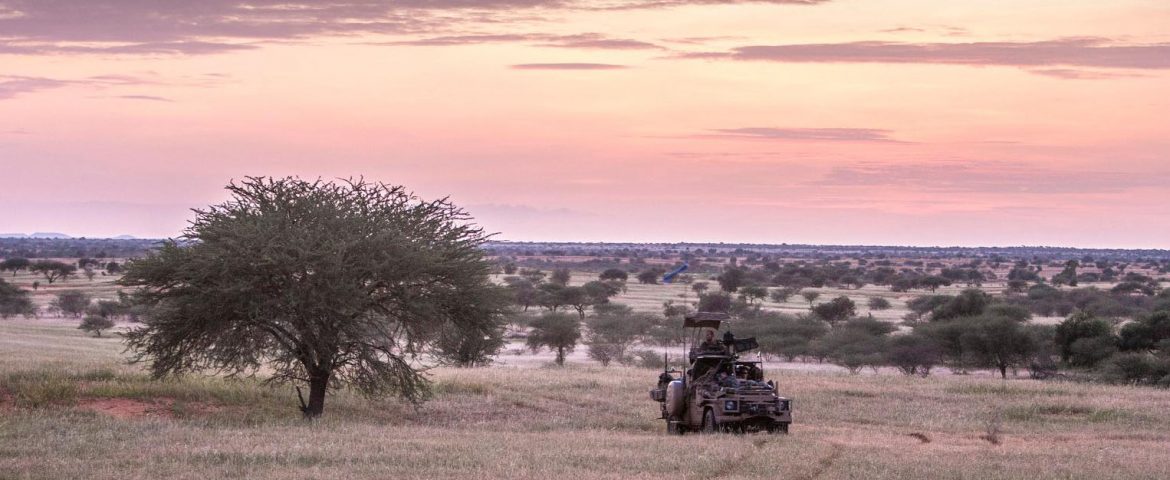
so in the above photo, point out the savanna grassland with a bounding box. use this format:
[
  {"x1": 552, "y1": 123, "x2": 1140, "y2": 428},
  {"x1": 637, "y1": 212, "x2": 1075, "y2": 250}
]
[{"x1": 4, "y1": 265, "x2": 1170, "y2": 480}]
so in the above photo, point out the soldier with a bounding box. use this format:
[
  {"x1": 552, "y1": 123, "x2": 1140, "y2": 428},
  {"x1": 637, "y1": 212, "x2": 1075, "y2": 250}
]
[{"x1": 699, "y1": 330, "x2": 722, "y2": 352}]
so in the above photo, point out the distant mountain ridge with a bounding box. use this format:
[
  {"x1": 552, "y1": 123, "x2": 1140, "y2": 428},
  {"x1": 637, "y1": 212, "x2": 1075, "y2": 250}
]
[{"x1": 0, "y1": 233, "x2": 137, "y2": 239}]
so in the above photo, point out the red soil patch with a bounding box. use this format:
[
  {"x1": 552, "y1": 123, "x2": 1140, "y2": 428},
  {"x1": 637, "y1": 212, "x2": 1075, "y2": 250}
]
[
  {"x1": 75, "y1": 398, "x2": 175, "y2": 419},
  {"x1": 73, "y1": 397, "x2": 225, "y2": 419}
]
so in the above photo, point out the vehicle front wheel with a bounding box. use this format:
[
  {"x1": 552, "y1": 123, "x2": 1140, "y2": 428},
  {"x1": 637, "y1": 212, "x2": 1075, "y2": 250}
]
[
  {"x1": 667, "y1": 416, "x2": 684, "y2": 435},
  {"x1": 701, "y1": 408, "x2": 719, "y2": 434},
  {"x1": 768, "y1": 422, "x2": 789, "y2": 434}
]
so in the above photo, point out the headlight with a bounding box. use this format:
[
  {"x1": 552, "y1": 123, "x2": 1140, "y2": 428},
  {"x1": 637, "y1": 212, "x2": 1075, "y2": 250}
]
[{"x1": 724, "y1": 400, "x2": 738, "y2": 411}]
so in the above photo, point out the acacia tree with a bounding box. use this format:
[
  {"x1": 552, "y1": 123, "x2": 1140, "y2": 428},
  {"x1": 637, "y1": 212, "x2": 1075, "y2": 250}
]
[
  {"x1": 120, "y1": 177, "x2": 507, "y2": 417},
  {"x1": 1, "y1": 257, "x2": 30, "y2": 277},
  {"x1": 526, "y1": 312, "x2": 581, "y2": 366},
  {"x1": 0, "y1": 278, "x2": 35, "y2": 318},
  {"x1": 31, "y1": 260, "x2": 76, "y2": 284},
  {"x1": 79, "y1": 315, "x2": 115, "y2": 337},
  {"x1": 52, "y1": 290, "x2": 92, "y2": 317}
]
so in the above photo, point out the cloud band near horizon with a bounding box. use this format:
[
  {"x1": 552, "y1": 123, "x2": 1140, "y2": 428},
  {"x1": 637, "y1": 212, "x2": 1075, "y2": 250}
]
[{"x1": 683, "y1": 38, "x2": 1170, "y2": 70}]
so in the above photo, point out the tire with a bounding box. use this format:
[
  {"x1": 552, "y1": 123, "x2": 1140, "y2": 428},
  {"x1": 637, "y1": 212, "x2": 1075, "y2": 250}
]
[
  {"x1": 667, "y1": 416, "x2": 684, "y2": 435},
  {"x1": 769, "y1": 422, "x2": 789, "y2": 434},
  {"x1": 701, "y1": 408, "x2": 719, "y2": 434}
]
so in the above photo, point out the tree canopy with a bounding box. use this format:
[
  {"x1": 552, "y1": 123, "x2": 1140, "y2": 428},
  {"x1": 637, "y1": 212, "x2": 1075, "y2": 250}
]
[
  {"x1": 0, "y1": 278, "x2": 35, "y2": 318},
  {"x1": 120, "y1": 177, "x2": 507, "y2": 417}
]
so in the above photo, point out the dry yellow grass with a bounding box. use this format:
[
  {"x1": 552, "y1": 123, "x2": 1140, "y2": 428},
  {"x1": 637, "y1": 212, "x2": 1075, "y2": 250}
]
[{"x1": 4, "y1": 317, "x2": 1170, "y2": 480}]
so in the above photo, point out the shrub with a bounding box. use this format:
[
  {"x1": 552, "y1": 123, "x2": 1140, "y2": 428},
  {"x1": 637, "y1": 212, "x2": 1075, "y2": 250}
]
[
  {"x1": 1102, "y1": 352, "x2": 1170, "y2": 385},
  {"x1": 1055, "y1": 312, "x2": 1115, "y2": 364},
  {"x1": 0, "y1": 278, "x2": 36, "y2": 318},
  {"x1": 811, "y1": 296, "x2": 856, "y2": 324},
  {"x1": 598, "y1": 268, "x2": 628, "y2": 282},
  {"x1": 867, "y1": 297, "x2": 892, "y2": 311},
  {"x1": 931, "y1": 289, "x2": 990, "y2": 321},
  {"x1": 1068, "y1": 336, "x2": 1118, "y2": 368},
  {"x1": 51, "y1": 290, "x2": 92, "y2": 317},
  {"x1": 586, "y1": 342, "x2": 622, "y2": 367},
  {"x1": 822, "y1": 328, "x2": 888, "y2": 374},
  {"x1": 886, "y1": 334, "x2": 941, "y2": 376},
  {"x1": 769, "y1": 287, "x2": 798, "y2": 303},
  {"x1": 697, "y1": 292, "x2": 732, "y2": 313}
]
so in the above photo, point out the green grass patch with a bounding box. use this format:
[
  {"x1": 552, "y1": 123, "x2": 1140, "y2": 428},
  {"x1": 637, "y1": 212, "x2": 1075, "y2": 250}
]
[
  {"x1": 830, "y1": 389, "x2": 879, "y2": 398},
  {"x1": 4, "y1": 370, "x2": 83, "y2": 407},
  {"x1": 1003, "y1": 403, "x2": 1134, "y2": 423},
  {"x1": 432, "y1": 380, "x2": 495, "y2": 396},
  {"x1": 944, "y1": 383, "x2": 1070, "y2": 397}
]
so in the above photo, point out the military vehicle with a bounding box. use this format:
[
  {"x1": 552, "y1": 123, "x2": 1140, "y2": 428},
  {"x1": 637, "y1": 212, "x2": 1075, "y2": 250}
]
[{"x1": 649, "y1": 312, "x2": 792, "y2": 434}]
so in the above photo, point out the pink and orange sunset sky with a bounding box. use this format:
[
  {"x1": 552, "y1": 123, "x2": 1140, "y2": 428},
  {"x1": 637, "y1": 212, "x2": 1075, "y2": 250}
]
[{"x1": 1, "y1": 0, "x2": 1168, "y2": 248}]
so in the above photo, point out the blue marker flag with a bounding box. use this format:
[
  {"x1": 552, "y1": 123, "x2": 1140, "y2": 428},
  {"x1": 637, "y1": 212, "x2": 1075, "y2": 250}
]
[{"x1": 662, "y1": 263, "x2": 689, "y2": 283}]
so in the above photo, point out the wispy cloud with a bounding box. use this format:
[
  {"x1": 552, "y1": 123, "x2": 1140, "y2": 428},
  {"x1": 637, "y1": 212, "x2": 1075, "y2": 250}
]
[
  {"x1": 0, "y1": 76, "x2": 70, "y2": 99},
  {"x1": 510, "y1": 63, "x2": 628, "y2": 70},
  {"x1": 0, "y1": 73, "x2": 206, "y2": 100},
  {"x1": 878, "y1": 25, "x2": 969, "y2": 37},
  {"x1": 700, "y1": 127, "x2": 904, "y2": 143},
  {"x1": 382, "y1": 32, "x2": 663, "y2": 50},
  {"x1": 682, "y1": 38, "x2": 1170, "y2": 70},
  {"x1": 1028, "y1": 68, "x2": 1147, "y2": 80},
  {"x1": 114, "y1": 95, "x2": 174, "y2": 102},
  {"x1": 814, "y1": 161, "x2": 1170, "y2": 194},
  {"x1": 0, "y1": 0, "x2": 833, "y2": 56}
]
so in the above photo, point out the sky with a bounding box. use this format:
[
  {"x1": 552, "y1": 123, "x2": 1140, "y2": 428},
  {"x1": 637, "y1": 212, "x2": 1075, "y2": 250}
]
[{"x1": 1, "y1": 0, "x2": 1168, "y2": 248}]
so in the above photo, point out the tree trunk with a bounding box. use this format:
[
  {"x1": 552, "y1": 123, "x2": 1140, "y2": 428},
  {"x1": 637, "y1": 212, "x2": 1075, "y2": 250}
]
[
  {"x1": 556, "y1": 347, "x2": 565, "y2": 366},
  {"x1": 305, "y1": 371, "x2": 330, "y2": 418},
  {"x1": 998, "y1": 364, "x2": 1007, "y2": 379}
]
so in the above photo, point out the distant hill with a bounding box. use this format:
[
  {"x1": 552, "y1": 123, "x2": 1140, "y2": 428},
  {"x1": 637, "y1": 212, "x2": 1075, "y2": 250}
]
[{"x1": 0, "y1": 233, "x2": 139, "y2": 240}]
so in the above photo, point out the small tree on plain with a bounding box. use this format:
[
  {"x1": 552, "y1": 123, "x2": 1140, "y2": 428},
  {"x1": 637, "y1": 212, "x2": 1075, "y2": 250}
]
[
  {"x1": 433, "y1": 322, "x2": 506, "y2": 368},
  {"x1": 802, "y1": 291, "x2": 821, "y2": 306},
  {"x1": 691, "y1": 281, "x2": 709, "y2": 296},
  {"x1": 636, "y1": 269, "x2": 663, "y2": 285},
  {"x1": 550, "y1": 268, "x2": 572, "y2": 286},
  {"x1": 717, "y1": 268, "x2": 746, "y2": 292},
  {"x1": 811, "y1": 296, "x2": 856, "y2": 325},
  {"x1": 769, "y1": 287, "x2": 797, "y2": 304},
  {"x1": 31, "y1": 260, "x2": 76, "y2": 284},
  {"x1": 739, "y1": 285, "x2": 768, "y2": 304},
  {"x1": 698, "y1": 292, "x2": 732, "y2": 313},
  {"x1": 961, "y1": 316, "x2": 1038, "y2": 379},
  {"x1": 1, "y1": 257, "x2": 30, "y2": 277},
  {"x1": 586, "y1": 308, "x2": 652, "y2": 366},
  {"x1": 886, "y1": 334, "x2": 941, "y2": 376},
  {"x1": 0, "y1": 278, "x2": 36, "y2": 318},
  {"x1": 526, "y1": 312, "x2": 581, "y2": 366},
  {"x1": 599, "y1": 268, "x2": 628, "y2": 282},
  {"x1": 52, "y1": 290, "x2": 92, "y2": 317},
  {"x1": 868, "y1": 297, "x2": 892, "y2": 311},
  {"x1": 79, "y1": 315, "x2": 115, "y2": 337},
  {"x1": 586, "y1": 342, "x2": 622, "y2": 367}
]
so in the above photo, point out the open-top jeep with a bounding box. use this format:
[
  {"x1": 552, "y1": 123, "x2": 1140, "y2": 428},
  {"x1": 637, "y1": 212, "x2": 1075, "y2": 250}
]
[{"x1": 649, "y1": 312, "x2": 792, "y2": 434}]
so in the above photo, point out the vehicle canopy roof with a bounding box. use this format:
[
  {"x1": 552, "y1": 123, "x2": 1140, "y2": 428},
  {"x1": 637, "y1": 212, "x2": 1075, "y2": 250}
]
[{"x1": 683, "y1": 311, "x2": 729, "y2": 330}]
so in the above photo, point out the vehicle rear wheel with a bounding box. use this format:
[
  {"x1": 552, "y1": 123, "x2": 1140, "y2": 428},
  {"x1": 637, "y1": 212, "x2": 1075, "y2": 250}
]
[{"x1": 701, "y1": 408, "x2": 719, "y2": 434}]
